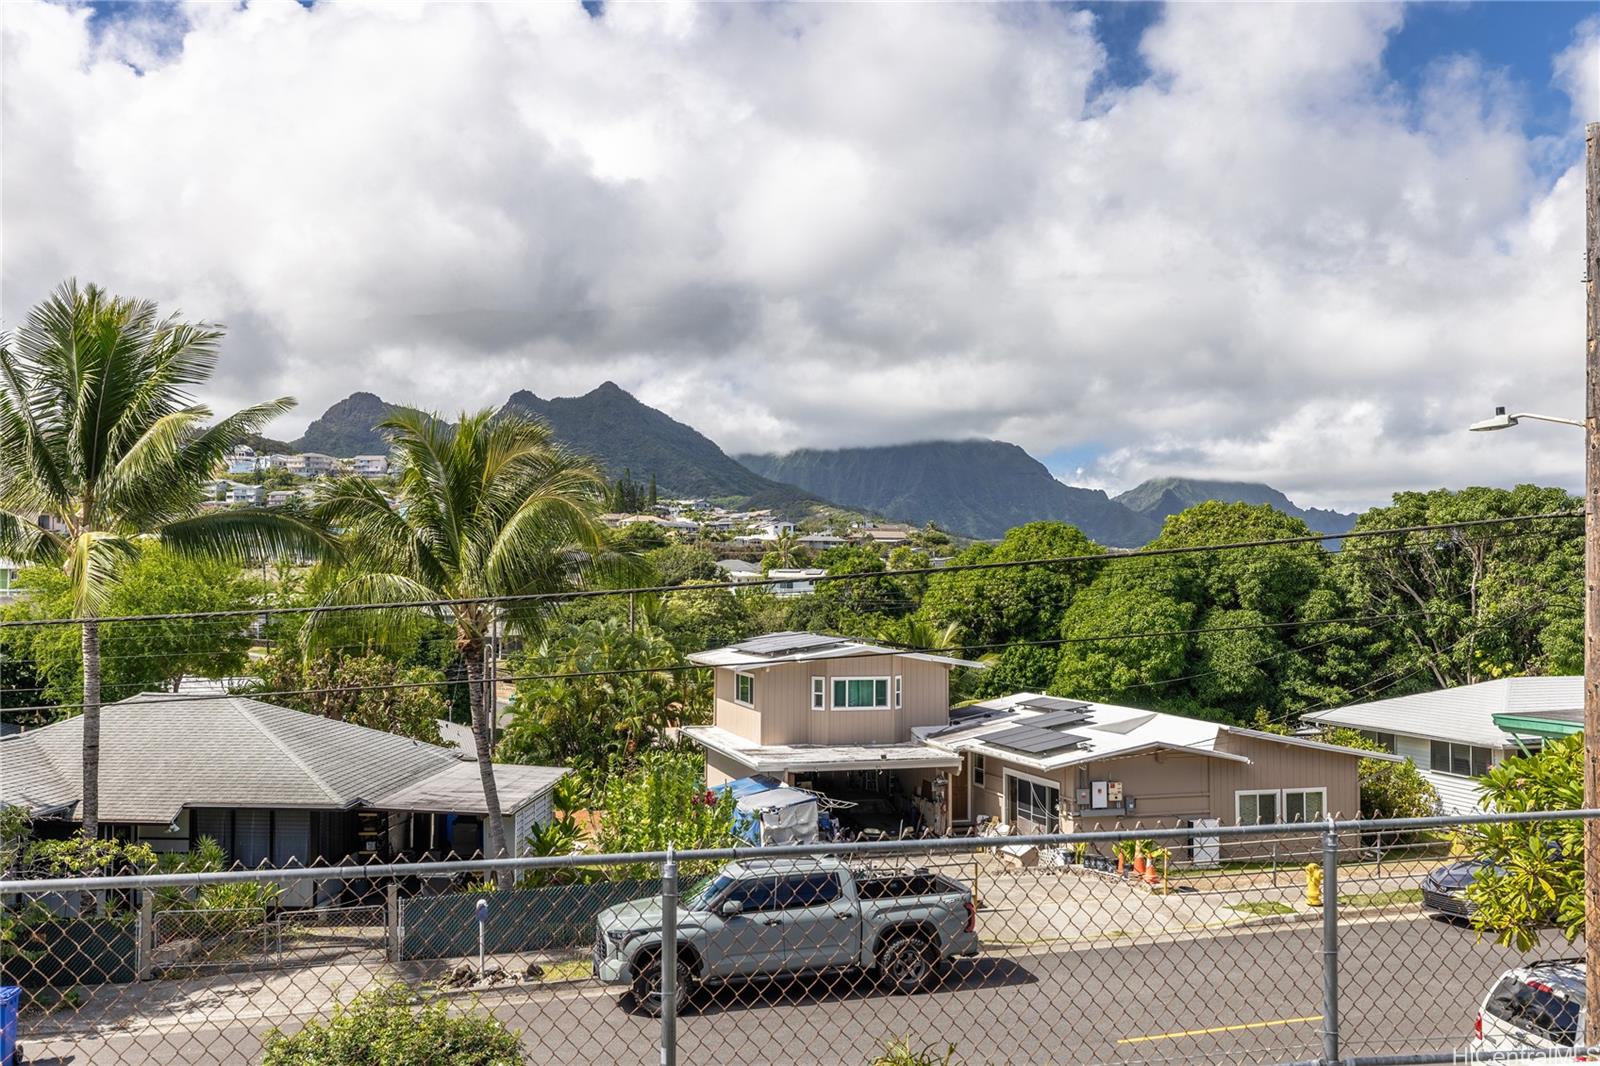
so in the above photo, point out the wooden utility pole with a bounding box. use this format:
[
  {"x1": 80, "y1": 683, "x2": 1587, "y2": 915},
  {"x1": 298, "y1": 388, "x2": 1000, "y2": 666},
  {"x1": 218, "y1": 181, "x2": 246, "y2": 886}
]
[{"x1": 1585, "y1": 120, "x2": 1600, "y2": 1048}]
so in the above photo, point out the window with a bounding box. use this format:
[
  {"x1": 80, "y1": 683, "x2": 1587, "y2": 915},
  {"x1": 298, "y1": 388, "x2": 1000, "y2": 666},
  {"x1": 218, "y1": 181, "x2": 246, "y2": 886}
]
[
  {"x1": 831, "y1": 677, "x2": 891, "y2": 709},
  {"x1": 1006, "y1": 773, "x2": 1061, "y2": 829},
  {"x1": 774, "y1": 872, "x2": 842, "y2": 909},
  {"x1": 1284, "y1": 788, "x2": 1326, "y2": 823},
  {"x1": 811, "y1": 677, "x2": 825, "y2": 710},
  {"x1": 721, "y1": 876, "x2": 778, "y2": 913},
  {"x1": 971, "y1": 755, "x2": 985, "y2": 788},
  {"x1": 1430, "y1": 740, "x2": 1492, "y2": 777},
  {"x1": 734, "y1": 672, "x2": 755, "y2": 707},
  {"x1": 1358, "y1": 731, "x2": 1396, "y2": 753},
  {"x1": 894, "y1": 675, "x2": 902, "y2": 709},
  {"x1": 1236, "y1": 790, "x2": 1280, "y2": 827}
]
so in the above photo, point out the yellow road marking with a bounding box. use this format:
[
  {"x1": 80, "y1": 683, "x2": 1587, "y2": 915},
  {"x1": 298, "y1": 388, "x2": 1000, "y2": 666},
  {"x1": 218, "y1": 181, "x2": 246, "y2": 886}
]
[{"x1": 1116, "y1": 1015, "x2": 1323, "y2": 1045}]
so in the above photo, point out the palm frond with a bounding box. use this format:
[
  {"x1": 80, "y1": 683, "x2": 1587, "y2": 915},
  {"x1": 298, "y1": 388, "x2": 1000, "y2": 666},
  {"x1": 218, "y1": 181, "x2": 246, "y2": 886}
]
[{"x1": 156, "y1": 508, "x2": 337, "y2": 565}]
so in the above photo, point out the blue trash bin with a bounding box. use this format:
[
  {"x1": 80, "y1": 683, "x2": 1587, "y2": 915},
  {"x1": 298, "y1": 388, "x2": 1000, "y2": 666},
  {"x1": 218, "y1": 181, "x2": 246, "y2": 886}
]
[{"x1": 0, "y1": 984, "x2": 19, "y2": 1066}]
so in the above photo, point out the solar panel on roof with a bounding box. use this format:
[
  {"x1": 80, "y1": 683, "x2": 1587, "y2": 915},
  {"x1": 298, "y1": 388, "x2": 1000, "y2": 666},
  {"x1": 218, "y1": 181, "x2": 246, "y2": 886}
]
[
  {"x1": 1028, "y1": 709, "x2": 1092, "y2": 729},
  {"x1": 734, "y1": 632, "x2": 849, "y2": 657},
  {"x1": 1018, "y1": 696, "x2": 1089, "y2": 713},
  {"x1": 984, "y1": 725, "x2": 1088, "y2": 755}
]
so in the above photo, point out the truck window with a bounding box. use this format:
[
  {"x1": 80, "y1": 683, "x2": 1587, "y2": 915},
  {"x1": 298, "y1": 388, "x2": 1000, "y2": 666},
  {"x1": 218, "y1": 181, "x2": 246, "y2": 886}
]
[
  {"x1": 1485, "y1": 975, "x2": 1581, "y2": 1047},
  {"x1": 774, "y1": 872, "x2": 842, "y2": 909},
  {"x1": 722, "y1": 876, "x2": 778, "y2": 913}
]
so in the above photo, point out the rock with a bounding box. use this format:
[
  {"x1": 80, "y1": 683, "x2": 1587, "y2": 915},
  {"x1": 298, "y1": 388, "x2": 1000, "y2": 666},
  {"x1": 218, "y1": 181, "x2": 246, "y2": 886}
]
[{"x1": 524, "y1": 963, "x2": 545, "y2": 981}]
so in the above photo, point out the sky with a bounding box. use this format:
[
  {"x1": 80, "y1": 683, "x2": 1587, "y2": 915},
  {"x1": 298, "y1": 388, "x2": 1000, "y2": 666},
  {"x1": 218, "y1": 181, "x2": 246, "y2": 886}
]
[{"x1": 2, "y1": 1, "x2": 1598, "y2": 513}]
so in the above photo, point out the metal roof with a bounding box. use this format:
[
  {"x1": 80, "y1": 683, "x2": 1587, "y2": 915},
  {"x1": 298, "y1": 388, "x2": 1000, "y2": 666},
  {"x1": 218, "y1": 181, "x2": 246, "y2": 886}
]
[
  {"x1": 688, "y1": 632, "x2": 985, "y2": 670},
  {"x1": 0, "y1": 694, "x2": 565, "y2": 823},
  {"x1": 1301, "y1": 676, "x2": 1581, "y2": 748}
]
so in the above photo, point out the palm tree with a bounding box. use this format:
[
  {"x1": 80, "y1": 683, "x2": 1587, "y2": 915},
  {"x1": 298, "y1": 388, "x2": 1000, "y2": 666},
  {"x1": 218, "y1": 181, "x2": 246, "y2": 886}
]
[
  {"x1": 763, "y1": 528, "x2": 803, "y2": 571},
  {"x1": 307, "y1": 408, "x2": 611, "y2": 876},
  {"x1": 0, "y1": 280, "x2": 330, "y2": 838}
]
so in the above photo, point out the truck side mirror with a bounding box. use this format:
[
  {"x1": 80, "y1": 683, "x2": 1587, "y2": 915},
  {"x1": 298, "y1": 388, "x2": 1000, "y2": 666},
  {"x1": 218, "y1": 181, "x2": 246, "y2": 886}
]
[{"x1": 719, "y1": 899, "x2": 743, "y2": 917}]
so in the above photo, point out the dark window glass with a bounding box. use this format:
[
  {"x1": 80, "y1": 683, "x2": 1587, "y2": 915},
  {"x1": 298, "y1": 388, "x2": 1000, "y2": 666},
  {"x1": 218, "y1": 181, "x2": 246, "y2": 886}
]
[
  {"x1": 723, "y1": 877, "x2": 777, "y2": 912},
  {"x1": 775, "y1": 873, "x2": 842, "y2": 909},
  {"x1": 1485, "y1": 976, "x2": 1580, "y2": 1047}
]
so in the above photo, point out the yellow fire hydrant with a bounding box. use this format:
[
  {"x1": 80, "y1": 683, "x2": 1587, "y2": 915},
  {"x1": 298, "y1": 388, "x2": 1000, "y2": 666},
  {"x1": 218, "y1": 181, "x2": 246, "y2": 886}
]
[{"x1": 1305, "y1": 863, "x2": 1323, "y2": 908}]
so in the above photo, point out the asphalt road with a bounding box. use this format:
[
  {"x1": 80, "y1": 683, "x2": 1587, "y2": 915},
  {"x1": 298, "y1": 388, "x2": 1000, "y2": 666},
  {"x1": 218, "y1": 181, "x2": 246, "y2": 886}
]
[{"x1": 19, "y1": 912, "x2": 1576, "y2": 1066}]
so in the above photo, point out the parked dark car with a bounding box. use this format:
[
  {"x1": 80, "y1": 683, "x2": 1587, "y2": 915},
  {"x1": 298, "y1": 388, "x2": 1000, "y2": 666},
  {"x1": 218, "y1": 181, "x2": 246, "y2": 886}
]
[{"x1": 1421, "y1": 859, "x2": 1488, "y2": 919}]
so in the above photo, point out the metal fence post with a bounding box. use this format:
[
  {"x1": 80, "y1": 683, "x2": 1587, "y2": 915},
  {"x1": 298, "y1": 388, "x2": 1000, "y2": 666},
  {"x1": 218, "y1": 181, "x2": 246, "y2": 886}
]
[
  {"x1": 1321, "y1": 817, "x2": 1340, "y2": 1065},
  {"x1": 661, "y1": 843, "x2": 678, "y2": 1066},
  {"x1": 136, "y1": 889, "x2": 154, "y2": 981},
  {"x1": 386, "y1": 883, "x2": 400, "y2": 963}
]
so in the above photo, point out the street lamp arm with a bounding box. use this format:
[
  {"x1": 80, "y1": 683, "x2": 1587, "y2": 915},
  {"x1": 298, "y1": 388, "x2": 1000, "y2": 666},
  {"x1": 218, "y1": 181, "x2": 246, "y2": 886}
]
[{"x1": 1510, "y1": 412, "x2": 1585, "y2": 429}]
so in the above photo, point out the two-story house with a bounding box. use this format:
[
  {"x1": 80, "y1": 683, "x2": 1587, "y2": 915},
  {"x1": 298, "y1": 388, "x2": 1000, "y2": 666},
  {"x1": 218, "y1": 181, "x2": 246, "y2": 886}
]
[{"x1": 682, "y1": 632, "x2": 977, "y2": 828}]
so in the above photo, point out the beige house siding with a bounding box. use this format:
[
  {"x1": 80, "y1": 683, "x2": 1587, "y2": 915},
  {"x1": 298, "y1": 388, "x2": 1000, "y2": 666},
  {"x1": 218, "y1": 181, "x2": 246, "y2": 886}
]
[
  {"x1": 1207, "y1": 733, "x2": 1360, "y2": 824},
  {"x1": 710, "y1": 656, "x2": 953, "y2": 747},
  {"x1": 704, "y1": 749, "x2": 748, "y2": 787}
]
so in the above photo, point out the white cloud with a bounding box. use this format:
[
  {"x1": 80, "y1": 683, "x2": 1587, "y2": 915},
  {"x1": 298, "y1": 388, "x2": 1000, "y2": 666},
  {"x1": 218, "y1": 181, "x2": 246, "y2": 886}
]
[{"x1": 1, "y1": 1, "x2": 1594, "y2": 512}]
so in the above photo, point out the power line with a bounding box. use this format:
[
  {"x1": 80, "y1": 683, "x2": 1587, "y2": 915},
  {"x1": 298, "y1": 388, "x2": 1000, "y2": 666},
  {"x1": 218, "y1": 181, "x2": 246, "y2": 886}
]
[{"x1": 0, "y1": 510, "x2": 1581, "y2": 631}]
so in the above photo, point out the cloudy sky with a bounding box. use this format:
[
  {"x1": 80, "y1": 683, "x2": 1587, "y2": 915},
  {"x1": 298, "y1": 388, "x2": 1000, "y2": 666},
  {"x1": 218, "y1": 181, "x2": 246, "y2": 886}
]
[{"x1": 3, "y1": 1, "x2": 1597, "y2": 512}]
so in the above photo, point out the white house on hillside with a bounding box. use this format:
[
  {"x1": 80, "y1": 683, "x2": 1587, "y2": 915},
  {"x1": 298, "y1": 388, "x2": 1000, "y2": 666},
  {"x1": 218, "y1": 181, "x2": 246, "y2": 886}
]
[{"x1": 1300, "y1": 676, "x2": 1576, "y2": 813}]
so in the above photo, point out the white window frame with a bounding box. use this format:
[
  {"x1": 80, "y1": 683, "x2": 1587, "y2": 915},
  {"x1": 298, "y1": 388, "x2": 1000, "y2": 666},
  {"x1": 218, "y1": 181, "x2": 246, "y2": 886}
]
[
  {"x1": 1283, "y1": 787, "x2": 1327, "y2": 824},
  {"x1": 811, "y1": 677, "x2": 825, "y2": 711},
  {"x1": 1235, "y1": 789, "x2": 1281, "y2": 827},
  {"x1": 831, "y1": 676, "x2": 892, "y2": 710},
  {"x1": 734, "y1": 671, "x2": 755, "y2": 707},
  {"x1": 1004, "y1": 769, "x2": 1062, "y2": 831},
  {"x1": 894, "y1": 675, "x2": 902, "y2": 709},
  {"x1": 1234, "y1": 787, "x2": 1329, "y2": 825}
]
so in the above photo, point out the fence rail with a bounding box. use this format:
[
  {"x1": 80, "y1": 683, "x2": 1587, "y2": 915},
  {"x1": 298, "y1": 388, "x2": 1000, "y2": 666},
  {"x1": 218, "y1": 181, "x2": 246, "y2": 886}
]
[{"x1": 2, "y1": 810, "x2": 1595, "y2": 1066}]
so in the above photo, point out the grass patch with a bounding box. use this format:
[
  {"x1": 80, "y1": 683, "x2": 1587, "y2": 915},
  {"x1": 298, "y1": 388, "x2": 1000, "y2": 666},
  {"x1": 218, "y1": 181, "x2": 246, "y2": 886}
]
[
  {"x1": 1338, "y1": 887, "x2": 1422, "y2": 908},
  {"x1": 536, "y1": 958, "x2": 594, "y2": 983},
  {"x1": 1228, "y1": 900, "x2": 1296, "y2": 917}
]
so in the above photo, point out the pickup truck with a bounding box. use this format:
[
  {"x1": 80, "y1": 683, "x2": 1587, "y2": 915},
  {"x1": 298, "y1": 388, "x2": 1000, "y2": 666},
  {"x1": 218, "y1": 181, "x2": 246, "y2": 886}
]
[{"x1": 593, "y1": 856, "x2": 980, "y2": 1015}]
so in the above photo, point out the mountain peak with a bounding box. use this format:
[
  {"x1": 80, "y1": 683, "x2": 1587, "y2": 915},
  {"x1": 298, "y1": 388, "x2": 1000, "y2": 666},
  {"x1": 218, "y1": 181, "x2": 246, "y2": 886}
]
[{"x1": 1115, "y1": 477, "x2": 1355, "y2": 533}]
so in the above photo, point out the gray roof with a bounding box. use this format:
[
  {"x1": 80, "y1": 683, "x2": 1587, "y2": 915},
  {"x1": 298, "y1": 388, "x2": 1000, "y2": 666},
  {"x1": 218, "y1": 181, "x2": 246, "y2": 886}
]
[
  {"x1": 1301, "y1": 676, "x2": 1581, "y2": 748},
  {"x1": 0, "y1": 694, "x2": 565, "y2": 824},
  {"x1": 688, "y1": 632, "x2": 984, "y2": 670}
]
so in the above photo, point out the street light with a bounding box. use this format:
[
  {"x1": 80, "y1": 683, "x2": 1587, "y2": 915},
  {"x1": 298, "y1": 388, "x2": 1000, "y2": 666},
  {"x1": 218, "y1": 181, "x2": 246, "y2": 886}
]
[{"x1": 1468, "y1": 406, "x2": 1585, "y2": 432}]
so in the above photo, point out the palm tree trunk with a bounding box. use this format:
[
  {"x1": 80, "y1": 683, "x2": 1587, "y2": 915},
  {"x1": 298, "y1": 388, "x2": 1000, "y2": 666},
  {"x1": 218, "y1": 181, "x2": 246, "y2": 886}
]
[
  {"x1": 464, "y1": 650, "x2": 511, "y2": 887},
  {"x1": 81, "y1": 619, "x2": 101, "y2": 839}
]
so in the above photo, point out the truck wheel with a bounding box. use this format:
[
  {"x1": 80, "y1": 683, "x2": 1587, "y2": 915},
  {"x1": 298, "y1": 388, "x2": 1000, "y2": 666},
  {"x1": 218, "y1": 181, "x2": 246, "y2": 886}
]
[
  {"x1": 877, "y1": 934, "x2": 937, "y2": 994},
  {"x1": 630, "y1": 951, "x2": 696, "y2": 1017}
]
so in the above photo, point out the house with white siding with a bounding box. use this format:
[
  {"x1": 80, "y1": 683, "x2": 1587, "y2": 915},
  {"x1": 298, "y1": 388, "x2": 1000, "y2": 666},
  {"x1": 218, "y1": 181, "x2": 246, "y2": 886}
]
[{"x1": 1300, "y1": 676, "x2": 1576, "y2": 814}]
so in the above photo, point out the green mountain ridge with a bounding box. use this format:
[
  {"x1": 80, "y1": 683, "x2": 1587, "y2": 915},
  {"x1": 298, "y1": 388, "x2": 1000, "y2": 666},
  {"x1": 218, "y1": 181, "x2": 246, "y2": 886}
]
[
  {"x1": 737, "y1": 441, "x2": 1161, "y2": 547},
  {"x1": 1114, "y1": 477, "x2": 1357, "y2": 534}
]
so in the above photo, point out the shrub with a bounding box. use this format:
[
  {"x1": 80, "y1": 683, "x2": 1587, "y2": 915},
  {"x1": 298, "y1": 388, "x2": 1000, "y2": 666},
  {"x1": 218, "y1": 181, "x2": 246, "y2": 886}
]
[
  {"x1": 261, "y1": 986, "x2": 525, "y2": 1065},
  {"x1": 872, "y1": 1037, "x2": 960, "y2": 1066}
]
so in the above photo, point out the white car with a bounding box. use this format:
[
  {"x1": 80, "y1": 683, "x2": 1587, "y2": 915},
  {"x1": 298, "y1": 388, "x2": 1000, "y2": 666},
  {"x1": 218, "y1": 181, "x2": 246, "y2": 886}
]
[{"x1": 1472, "y1": 958, "x2": 1584, "y2": 1052}]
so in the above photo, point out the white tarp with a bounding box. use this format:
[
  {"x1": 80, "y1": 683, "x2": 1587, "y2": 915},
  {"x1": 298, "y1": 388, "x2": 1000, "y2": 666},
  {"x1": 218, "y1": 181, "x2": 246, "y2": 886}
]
[{"x1": 735, "y1": 786, "x2": 820, "y2": 845}]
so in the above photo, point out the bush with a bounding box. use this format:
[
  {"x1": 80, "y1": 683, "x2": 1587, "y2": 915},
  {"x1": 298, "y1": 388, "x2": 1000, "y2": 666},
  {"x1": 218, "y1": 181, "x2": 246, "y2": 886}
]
[
  {"x1": 872, "y1": 1037, "x2": 960, "y2": 1065},
  {"x1": 261, "y1": 986, "x2": 525, "y2": 1065}
]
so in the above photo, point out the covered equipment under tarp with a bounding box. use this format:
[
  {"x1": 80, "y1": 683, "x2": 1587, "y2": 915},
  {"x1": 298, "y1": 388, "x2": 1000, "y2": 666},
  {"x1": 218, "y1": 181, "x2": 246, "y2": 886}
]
[{"x1": 712, "y1": 776, "x2": 820, "y2": 845}]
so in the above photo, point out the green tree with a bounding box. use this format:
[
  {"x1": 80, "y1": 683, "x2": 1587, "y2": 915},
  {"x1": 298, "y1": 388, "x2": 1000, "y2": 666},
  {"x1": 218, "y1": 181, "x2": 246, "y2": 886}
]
[
  {"x1": 497, "y1": 618, "x2": 706, "y2": 795},
  {"x1": 919, "y1": 522, "x2": 1098, "y2": 648},
  {"x1": 593, "y1": 750, "x2": 738, "y2": 876},
  {"x1": 786, "y1": 544, "x2": 912, "y2": 634},
  {"x1": 761, "y1": 529, "x2": 805, "y2": 571},
  {"x1": 5, "y1": 547, "x2": 260, "y2": 706},
  {"x1": 0, "y1": 281, "x2": 327, "y2": 836},
  {"x1": 645, "y1": 543, "x2": 720, "y2": 586},
  {"x1": 1052, "y1": 503, "x2": 1342, "y2": 723},
  {"x1": 1338, "y1": 486, "x2": 1582, "y2": 691},
  {"x1": 1463, "y1": 735, "x2": 1583, "y2": 949},
  {"x1": 1315, "y1": 727, "x2": 1438, "y2": 818},
  {"x1": 308, "y1": 409, "x2": 612, "y2": 875},
  {"x1": 244, "y1": 649, "x2": 448, "y2": 743}
]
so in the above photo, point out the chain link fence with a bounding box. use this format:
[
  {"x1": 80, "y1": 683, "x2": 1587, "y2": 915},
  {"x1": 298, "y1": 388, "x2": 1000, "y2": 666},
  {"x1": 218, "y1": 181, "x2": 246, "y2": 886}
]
[{"x1": 0, "y1": 811, "x2": 1592, "y2": 1065}]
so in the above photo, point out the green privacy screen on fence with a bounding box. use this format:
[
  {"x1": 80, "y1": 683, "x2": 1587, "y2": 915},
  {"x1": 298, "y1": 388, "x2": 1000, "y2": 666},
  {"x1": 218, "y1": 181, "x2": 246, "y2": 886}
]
[{"x1": 398, "y1": 880, "x2": 658, "y2": 960}]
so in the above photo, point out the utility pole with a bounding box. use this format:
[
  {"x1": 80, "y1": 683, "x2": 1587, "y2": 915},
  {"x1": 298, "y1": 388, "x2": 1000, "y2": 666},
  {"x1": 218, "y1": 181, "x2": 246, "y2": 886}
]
[{"x1": 1584, "y1": 120, "x2": 1600, "y2": 1049}]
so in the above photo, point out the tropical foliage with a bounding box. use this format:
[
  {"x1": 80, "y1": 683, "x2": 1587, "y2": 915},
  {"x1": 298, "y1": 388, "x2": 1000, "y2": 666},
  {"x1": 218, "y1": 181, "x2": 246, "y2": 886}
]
[
  {"x1": 0, "y1": 280, "x2": 328, "y2": 835},
  {"x1": 307, "y1": 408, "x2": 614, "y2": 872}
]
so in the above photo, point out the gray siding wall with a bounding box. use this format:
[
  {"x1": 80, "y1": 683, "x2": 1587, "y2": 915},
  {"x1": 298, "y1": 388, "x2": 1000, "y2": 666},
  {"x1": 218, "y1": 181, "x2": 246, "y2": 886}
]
[{"x1": 712, "y1": 656, "x2": 952, "y2": 746}]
